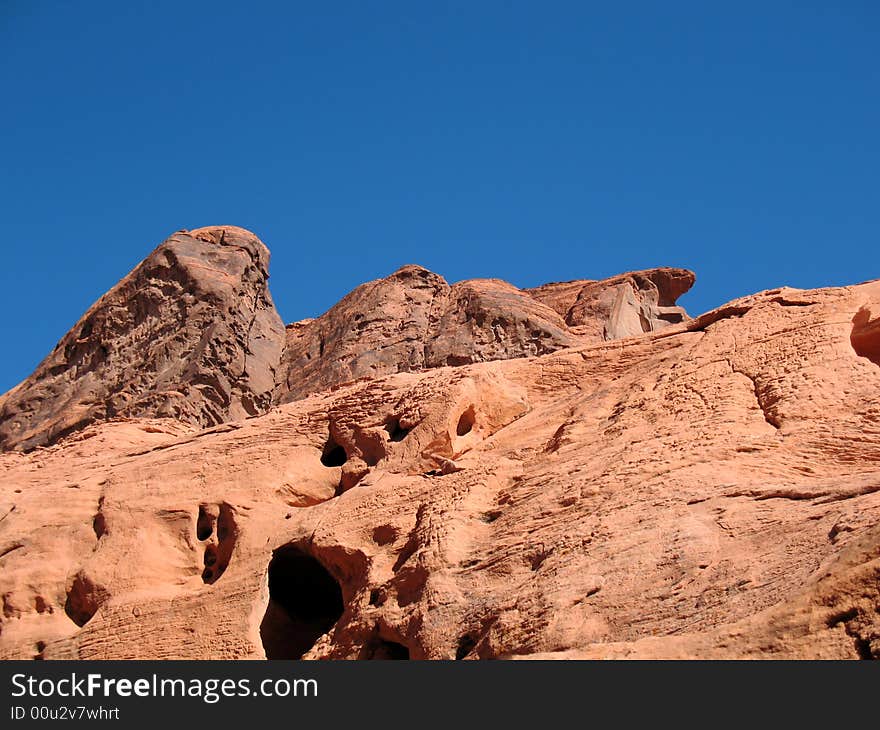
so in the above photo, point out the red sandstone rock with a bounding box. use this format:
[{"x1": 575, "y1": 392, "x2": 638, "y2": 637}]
[
  {"x1": 0, "y1": 226, "x2": 878, "y2": 660},
  {"x1": 274, "y1": 264, "x2": 692, "y2": 404},
  {"x1": 0, "y1": 226, "x2": 284, "y2": 451},
  {"x1": 273, "y1": 266, "x2": 578, "y2": 404},
  {"x1": 525, "y1": 267, "x2": 694, "y2": 339}
]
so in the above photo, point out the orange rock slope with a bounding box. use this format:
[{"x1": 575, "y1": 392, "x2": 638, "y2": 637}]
[{"x1": 0, "y1": 226, "x2": 878, "y2": 660}]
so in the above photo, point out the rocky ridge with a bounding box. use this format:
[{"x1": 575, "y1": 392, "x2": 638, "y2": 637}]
[{"x1": 0, "y1": 228, "x2": 693, "y2": 450}]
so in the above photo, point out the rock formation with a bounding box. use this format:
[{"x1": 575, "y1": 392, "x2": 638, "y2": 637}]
[
  {"x1": 525, "y1": 267, "x2": 694, "y2": 339},
  {"x1": 0, "y1": 227, "x2": 284, "y2": 451},
  {"x1": 274, "y1": 266, "x2": 583, "y2": 403},
  {"x1": 0, "y1": 225, "x2": 878, "y2": 660}
]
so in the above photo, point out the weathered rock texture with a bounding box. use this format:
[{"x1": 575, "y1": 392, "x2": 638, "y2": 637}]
[
  {"x1": 274, "y1": 265, "x2": 694, "y2": 403},
  {"x1": 273, "y1": 267, "x2": 580, "y2": 403},
  {"x1": 0, "y1": 227, "x2": 284, "y2": 451},
  {"x1": 1, "y1": 226, "x2": 879, "y2": 660},
  {"x1": 525, "y1": 267, "x2": 694, "y2": 339}
]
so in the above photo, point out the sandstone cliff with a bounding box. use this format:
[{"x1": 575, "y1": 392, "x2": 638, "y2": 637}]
[{"x1": 0, "y1": 226, "x2": 878, "y2": 660}]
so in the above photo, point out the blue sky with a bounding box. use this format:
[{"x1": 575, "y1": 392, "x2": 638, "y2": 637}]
[{"x1": 1, "y1": 2, "x2": 878, "y2": 392}]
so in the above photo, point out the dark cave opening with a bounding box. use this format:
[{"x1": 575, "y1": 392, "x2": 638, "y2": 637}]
[
  {"x1": 260, "y1": 545, "x2": 344, "y2": 660},
  {"x1": 385, "y1": 418, "x2": 410, "y2": 442},
  {"x1": 455, "y1": 632, "x2": 478, "y2": 660},
  {"x1": 64, "y1": 573, "x2": 107, "y2": 628},
  {"x1": 320, "y1": 438, "x2": 348, "y2": 467},
  {"x1": 360, "y1": 638, "x2": 410, "y2": 660},
  {"x1": 456, "y1": 406, "x2": 476, "y2": 436},
  {"x1": 196, "y1": 505, "x2": 213, "y2": 541}
]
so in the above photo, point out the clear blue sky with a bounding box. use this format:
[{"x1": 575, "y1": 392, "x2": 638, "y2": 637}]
[{"x1": 1, "y1": 2, "x2": 878, "y2": 392}]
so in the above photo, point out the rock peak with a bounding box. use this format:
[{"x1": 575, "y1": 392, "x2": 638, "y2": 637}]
[
  {"x1": 183, "y1": 225, "x2": 272, "y2": 268},
  {"x1": 0, "y1": 227, "x2": 283, "y2": 451},
  {"x1": 388, "y1": 263, "x2": 442, "y2": 279}
]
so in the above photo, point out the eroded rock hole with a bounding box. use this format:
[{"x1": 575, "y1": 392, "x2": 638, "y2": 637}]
[
  {"x1": 456, "y1": 632, "x2": 478, "y2": 660},
  {"x1": 851, "y1": 307, "x2": 880, "y2": 367},
  {"x1": 456, "y1": 406, "x2": 476, "y2": 437},
  {"x1": 200, "y1": 503, "x2": 236, "y2": 585},
  {"x1": 372, "y1": 525, "x2": 398, "y2": 546},
  {"x1": 446, "y1": 354, "x2": 472, "y2": 367},
  {"x1": 260, "y1": 546, "x2": 344, "y2": 659},
  {"x1": 196, "y1": 505, "x2": 213, "y2": 541},
  {"x1": 853, "y1": 635, "x2": 874, "y2": 660},
  {"x1": 385, "y1": 419, "x2": 410, "y2": 442},
  {"x1": 361, "y1": 638, "x2": 410, "y2": 660},
  {"x1": 64, "y1": 573, "x2": 108, "y2": 628},
  {"x1": 320, "y1": 439, "x2": 348, "y2": 467},
  {"x1": 92, "y1": 496, "x2": 107, "y2": 539},
  {"x1": 92, "y1": 512, "x2": 107, "y2": 539}
]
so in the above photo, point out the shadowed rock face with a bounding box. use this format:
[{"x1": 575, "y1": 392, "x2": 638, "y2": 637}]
[{"x1": 0, "y1": 226, "x2": 285, "y2": 451}]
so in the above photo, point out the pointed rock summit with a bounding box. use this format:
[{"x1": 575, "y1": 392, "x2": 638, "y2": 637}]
[{"x1": 0, "y1": 226, "x2": 284, "y2": 451}]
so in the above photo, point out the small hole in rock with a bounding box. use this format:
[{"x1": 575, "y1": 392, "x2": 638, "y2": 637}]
[
  {"x1": 93, "y1": 512, "x2": 107, "y2": 539},
  {"x1": 372, "y1": 525, "x2": 398, "y2": 546},
  {"x1": 369, "y1": 589, "x2": 384, "y2": 607},
  {"x1": 456, "y1": 633, "x2": 478, "y2": 660},
  {"x1": 385, "y1": 419, "x2": 410, "y2": 442},
  {"x1": 321, "y1": 439, "x2": 348, "y2": 467},
  {"x1": 260, "y1": 545, "x2": 344, "y2": 660},
  {"x1": 456, "y1": 406, "x2": 476, "y2": 437},
  {"x1": 199, "y1": 504, "x2": 236, "y2": 585},
  {"x1": 362, "y1": 638, "x2": 410, "y2": 660},
  {"x1": 529, "y1": 551, "x2": 549, "y2": 571},
  {"x1": 363, "y1": 450, "x2": 382, "y2": 468},
  {"x1": 196, "y1": 506, "x2": 213, "y2": 541},
  {"x1": 854, "y1": 636, "x2": 874, "y2": 660},
  {"x1": 64, "y1": 573, "x2": 107, "y2": 628}
]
